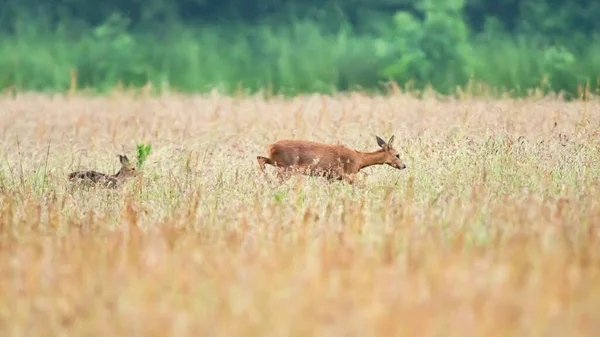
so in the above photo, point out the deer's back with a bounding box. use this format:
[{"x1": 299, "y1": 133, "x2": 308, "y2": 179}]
[
  {"x1": 268, "y1": 140, "x2": 359, "y2": 169},
  {"x1": 69, "y1": 170, "x2": 118, "y2": 187}
]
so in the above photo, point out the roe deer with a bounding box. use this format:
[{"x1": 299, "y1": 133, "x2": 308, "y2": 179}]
[
  {"x1": 68, "y1": 154, "x2": 138, "y2": 188},
  {"x1": 257, "y1": 135, "x2": 406, "y2": 184}
]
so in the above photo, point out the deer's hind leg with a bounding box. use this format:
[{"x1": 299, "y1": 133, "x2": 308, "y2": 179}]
[
  {"x1": 257, "y1": 156, "x2": 279, "y2": 183},
  {"x1": 257, "y1": 156, "x2": 275, "y2": 173},
  {"x1": 276, "y1": 165, "x2": 299, "y2": 183},
  {"x1": 257, "y1": 156, "x2": 291, "y2": 184}
]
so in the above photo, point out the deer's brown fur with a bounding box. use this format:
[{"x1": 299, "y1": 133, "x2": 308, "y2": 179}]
[{"x1": 257, "y1": 135, "x2": 406, "y2": 184}]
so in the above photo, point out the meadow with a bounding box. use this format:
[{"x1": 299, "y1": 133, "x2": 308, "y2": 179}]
[{"x1": 0, "y1": 89, "x2": 599, "y2": 336}]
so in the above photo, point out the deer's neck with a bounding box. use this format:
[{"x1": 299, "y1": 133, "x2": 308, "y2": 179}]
[
  {"x1": 113, "y1": 168, "x2": 124, "y2": 179},
  {"x1": 358, "y1": 150, "x2": 387, "y2": 169}
]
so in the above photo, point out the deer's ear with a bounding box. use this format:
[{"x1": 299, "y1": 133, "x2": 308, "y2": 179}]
[
  {"x1": 388, "y1": 135, "x2": 395, "y2": 147},
  {"x1": 376, "y1": 136, "x2": 387, "y2": 149},
  {"x1": 119, "y1": 155, "x2": 130, "y2": 165}
]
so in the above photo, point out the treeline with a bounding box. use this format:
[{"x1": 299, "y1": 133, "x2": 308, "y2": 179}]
[{"x1": 0, "y1": 0, "x2": 599, "y2": 97}]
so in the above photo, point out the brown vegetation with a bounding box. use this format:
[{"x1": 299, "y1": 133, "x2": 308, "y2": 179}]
[{"x1": 0, "y1": 91, "x2": 599, "y2": 336}]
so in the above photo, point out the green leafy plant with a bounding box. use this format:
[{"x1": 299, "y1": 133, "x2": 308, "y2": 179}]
[
  {"x1": 542, "y1": 45, "x2": 581, "y2": 96},
  {"x1": 136, "y1": 143, "x2": 152, "y2": 168},
  {"x1": 378, "y1": 0, "x2": 473, "y2": 94}
]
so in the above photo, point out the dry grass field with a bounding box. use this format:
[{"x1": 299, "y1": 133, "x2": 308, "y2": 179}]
[{"x1": 1, "y1": 90, "x2": 600, "y2": 336}]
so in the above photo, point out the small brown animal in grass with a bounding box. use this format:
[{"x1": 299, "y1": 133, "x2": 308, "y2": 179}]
[
  {"x1": 257, "y1": 135, "x2": 406, "y2": 184},
  {"x1": 68, "y1": 154, "x2": 138, "y2": 188}
]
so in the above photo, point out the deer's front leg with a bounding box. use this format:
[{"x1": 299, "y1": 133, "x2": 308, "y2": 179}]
[{"x1": 342, "y1": 173, "x2": 356, "y2": 185}]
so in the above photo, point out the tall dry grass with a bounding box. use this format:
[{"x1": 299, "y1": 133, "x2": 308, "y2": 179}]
[{"x1": 1, "y1": 90, "x2": 600, "y2": 336}]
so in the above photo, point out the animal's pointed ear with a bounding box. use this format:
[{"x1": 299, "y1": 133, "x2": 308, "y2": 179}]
[
  {"x1": 388, "y1": 135, "x2": 395, "y2": 148},
  {"x1": 376, "y1": 136, "x2": 387, "y2": 149},
  {"x1": 119, "y1": 155, "x2": 130, "y2": 165}
]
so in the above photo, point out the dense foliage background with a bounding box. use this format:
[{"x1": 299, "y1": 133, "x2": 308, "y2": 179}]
[{"x1": 1, "y1": 0, "x2": 599, "y2": 97}]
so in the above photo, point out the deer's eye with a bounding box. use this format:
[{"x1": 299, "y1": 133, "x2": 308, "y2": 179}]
[{"x1": 395, "y1": 154, "x2": 400, "y2": 159}]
